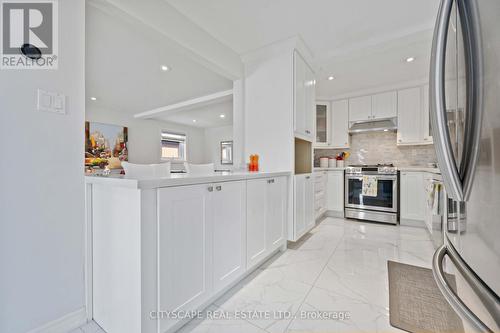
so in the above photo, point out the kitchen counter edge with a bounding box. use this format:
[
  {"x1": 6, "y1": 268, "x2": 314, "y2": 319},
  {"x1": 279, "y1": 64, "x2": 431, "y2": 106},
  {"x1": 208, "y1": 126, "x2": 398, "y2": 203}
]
[
  {"x1": 314, "y1": 167, "x2": 345, "y2": 171},
  {"x1": 85, "y1": 171, "x2": 291, "y2": 189}
]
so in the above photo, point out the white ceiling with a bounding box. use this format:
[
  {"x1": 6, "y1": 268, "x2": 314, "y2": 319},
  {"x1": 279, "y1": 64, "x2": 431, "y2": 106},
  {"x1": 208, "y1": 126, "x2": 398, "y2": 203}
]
[
  {"x1": 158, "y1": 100, "x2": 233, "y2": 128},
  {"x1": 85, "y1": 3, "x2": 233, "y2": 117},
  {"x1": 315, "y1": 29, "x2": 434, "y2": 98},
  {"x1": 87, "y1": 0, "x2": 442, "y2": 126},
  {"x1": 165, "y1": 0, "x2": 440, "y2": 97}
]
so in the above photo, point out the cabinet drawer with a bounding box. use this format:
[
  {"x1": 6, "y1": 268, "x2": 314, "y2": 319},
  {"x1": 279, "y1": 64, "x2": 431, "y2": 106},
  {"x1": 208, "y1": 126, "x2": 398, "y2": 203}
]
[
  {"x1": 315, "y1": 180, "x2": 325, "y2": 193},
  {"x1": 315, "y1": 173, "x2": 326, "y2": 183}
]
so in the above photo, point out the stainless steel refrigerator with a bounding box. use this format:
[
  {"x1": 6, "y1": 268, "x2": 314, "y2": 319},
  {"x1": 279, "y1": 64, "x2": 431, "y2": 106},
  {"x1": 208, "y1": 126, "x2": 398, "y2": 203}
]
[{"x1": 429, "y1": 0, "x2": 500, "y2": 331}]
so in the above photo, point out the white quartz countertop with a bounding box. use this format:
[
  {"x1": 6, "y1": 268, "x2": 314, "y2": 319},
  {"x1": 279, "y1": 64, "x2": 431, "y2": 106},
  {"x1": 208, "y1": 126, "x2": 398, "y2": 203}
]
[
  {"x1": 314, "y1": 167, "x2": 345, "y2": 171},
  {"x1": 399, "y1": 167, "x2": 440, "y2": 174},
  {"x1": 85, "y1": 171, "x2": 291, "y2": 189}
]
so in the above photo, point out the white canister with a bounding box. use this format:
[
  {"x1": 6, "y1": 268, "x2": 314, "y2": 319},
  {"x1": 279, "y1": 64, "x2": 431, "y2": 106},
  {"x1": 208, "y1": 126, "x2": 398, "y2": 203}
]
[
  {"x1": 328, "y1": 158, "x2": 337, "y2": 168},
  {"x1": 337, "y1": 160, "x2": 345, "y2": 168},
  {"x1": 319, "y1": 157, "x2": 329, "y2": 168}
]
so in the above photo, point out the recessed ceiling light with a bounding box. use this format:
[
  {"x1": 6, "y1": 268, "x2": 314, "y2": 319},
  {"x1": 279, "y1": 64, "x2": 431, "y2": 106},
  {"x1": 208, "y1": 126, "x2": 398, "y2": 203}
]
[
  {"x1": 328, "y1": 76, "x2": 335, "y2": 81},
  {"x1": 405, "y1": 57, "x2": 415, "y2": 63},
  {"x1": 192, "y1": 119, "x2": 197, "y2": 123},
  {"x1": 219, "y1": 114, "x2": 226, "y2": 119},
  {"x1": 384, "y1": 129, "x2": 389, "y2": 132},
  {"x1": 90, "y1": 97, "x2": 97, "y2": 101},
  {"x1": 161, "y1": 65, "x2": 170, "y2": 71}
]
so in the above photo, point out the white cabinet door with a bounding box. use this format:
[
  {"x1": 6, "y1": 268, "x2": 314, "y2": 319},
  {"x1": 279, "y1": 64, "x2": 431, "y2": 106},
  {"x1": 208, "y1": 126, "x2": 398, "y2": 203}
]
[
  {"x1": 372, "y1": 91, "x2": 397, "y2": 120},
  {"x1": 326, "y1": 170, "x2": 344, "y2": 213},
  {"x1": 294, "y1": 175, "x2": 306, "y2": 238},
  {"x1": 349, "y1": 95, "x2": 372, "y2": 122},
  {"x1": 397, "y1": 87, "x2": 423, "y2": 144},
  {"x1": 315, "y1": 102, "x2": 330, "y2": 146},
  {"x1": 212, "y1": 181, "x2": 246, "y2": 292},
  {"x1": 158, "y1": 184, "x2": 212, "y2": 333},
  {"x1": 304, "y1": 63, "x2": 316, "y2": 140},
  {"x1": 304, "y1": 174, "x2": 315, "y2": 230},
  {"x1": 331, "y1": 99, "x2": 349, "y2": 148},
  {"x1": 400, "y1": 172, "x2": 425, "y2": 222},
  {"x1": 294, "y1": 174, "x2": 315, "y2": 240},
  {"x1": 294, "y1": 51, "x2": 306, "y2": 136},
  {"x1": 247, "y1": 177, "x2": 286, "y2": 268},
  {"x1": 267, "y1": 177, "x2": 286, "y2": 250},
  {"x1": 246, "y1": 178, "x2": 267, "y2": 268}
]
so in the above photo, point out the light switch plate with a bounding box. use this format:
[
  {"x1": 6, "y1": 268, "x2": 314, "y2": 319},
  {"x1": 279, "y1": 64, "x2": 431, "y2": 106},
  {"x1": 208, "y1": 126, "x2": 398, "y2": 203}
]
[{"x1": 37, "y1": 89, "x2": 66, "y2": 115}]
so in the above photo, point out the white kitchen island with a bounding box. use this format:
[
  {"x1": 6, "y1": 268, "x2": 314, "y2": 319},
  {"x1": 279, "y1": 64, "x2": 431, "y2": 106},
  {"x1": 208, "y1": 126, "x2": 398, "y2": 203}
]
[{"x1": 85, "y1": 171, "x2": 290, "y2": 333}]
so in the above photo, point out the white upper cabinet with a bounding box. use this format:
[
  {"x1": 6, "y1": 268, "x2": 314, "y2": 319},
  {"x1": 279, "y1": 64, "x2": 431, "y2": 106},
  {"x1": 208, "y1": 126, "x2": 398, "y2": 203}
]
[
  {"x1": 349, "y1": 95, "x2": 372, "y2": 122},
  {"x1": 331, "y1": 99, "x2": 350, "y2": 148},
  {"x1": 397, "y1": 87, "x2": 421, "y2": 144},
  {"x1": 349, "y1": 91, "x2": 397, "y2": 122},
  {"x1": 315, "y1": 99, "x2": 349, "y2": 149},
  {"x1": 294, "y1": 50, "x2": 315, "y2": 141},
  {"x1": 371, "y1": 91, "x2": 397, "y2": 120},
  {"x1": 315, "y1": 102, "x2": 330, "y2": 146},
  {"x1": 397, "y1": 86, "x2": 432, "y2": 145},
  {"x1": 294, "y1": 52, "x2": 306, "y2": 135}
]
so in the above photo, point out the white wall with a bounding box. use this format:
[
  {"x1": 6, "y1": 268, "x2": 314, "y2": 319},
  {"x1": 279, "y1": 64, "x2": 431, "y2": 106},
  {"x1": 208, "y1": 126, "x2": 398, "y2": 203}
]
[
  {"x1": 0, "y1": 1, "x2": 86, "y2": 333},
  {"x1": 204, "y1": 125, "x2": 234, "y2": 169},
  {"x1": 244, "y1": 52, "x2": 294, "y2": 172},
  {"x1": 86, "y1": 107, "x2": 207, "y2": 165}
]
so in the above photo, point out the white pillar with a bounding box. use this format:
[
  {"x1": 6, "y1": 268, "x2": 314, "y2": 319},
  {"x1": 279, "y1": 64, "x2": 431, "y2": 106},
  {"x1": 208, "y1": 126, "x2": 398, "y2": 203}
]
[{"x1": 232, "y1": 79, "x2": 245, "y2": 170}]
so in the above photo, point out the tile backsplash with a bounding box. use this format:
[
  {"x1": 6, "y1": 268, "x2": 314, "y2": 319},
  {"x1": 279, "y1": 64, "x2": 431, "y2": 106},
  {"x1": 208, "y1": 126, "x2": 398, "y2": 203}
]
[{"x1": 314, "y1": 131, "x2": 437, "y2": 167}]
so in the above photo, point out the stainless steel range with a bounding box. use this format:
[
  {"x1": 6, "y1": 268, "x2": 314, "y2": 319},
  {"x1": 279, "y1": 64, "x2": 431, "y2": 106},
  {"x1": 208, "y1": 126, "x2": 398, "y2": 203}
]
[{"x1": 344, "y1": 164, "x2": 398, "y2": 225}]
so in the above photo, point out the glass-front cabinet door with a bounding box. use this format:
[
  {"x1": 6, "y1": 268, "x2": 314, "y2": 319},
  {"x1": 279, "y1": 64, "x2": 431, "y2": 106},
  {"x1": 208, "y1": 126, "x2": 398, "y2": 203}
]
[{"x1": 315, "y1": 102, "x2": 330, "y2": 146}]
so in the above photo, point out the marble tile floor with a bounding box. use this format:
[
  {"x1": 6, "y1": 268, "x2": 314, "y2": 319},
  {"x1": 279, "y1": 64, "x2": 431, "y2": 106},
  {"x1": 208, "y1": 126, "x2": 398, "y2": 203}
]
[{"x1": 77, "y1": 217, "x2": 436, "y2": 333}]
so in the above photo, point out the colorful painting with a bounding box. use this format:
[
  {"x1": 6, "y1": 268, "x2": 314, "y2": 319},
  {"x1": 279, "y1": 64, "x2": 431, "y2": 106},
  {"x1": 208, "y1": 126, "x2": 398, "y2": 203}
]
[{"x1": 85, "y1": 122, "x2": 128, "y2": 170}]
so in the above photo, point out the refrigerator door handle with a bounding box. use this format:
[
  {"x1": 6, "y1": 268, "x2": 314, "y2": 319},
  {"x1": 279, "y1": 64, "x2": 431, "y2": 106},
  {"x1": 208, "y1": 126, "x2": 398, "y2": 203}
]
[
  {"x1": 457, "y1": 0, "x2": 484, "y2": 201},
  {"x1": 430, "y1": 0, "x2": 464, "y2": 202},
  {"x1": 433, "y1": 244, "x2": 500, "y2": 332}
]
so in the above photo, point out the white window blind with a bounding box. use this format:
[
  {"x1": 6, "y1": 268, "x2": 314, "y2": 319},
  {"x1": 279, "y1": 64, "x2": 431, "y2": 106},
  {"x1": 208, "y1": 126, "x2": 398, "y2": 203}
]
[{"x1": 161, "y1": 131, "x2": 186, "y2": 161}]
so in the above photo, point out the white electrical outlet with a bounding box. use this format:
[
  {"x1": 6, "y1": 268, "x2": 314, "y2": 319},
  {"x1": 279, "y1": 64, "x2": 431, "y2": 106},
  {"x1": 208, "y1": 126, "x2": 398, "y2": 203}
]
[{"x1": 37, "y1": 89, "x2": 66, "y2": 115}]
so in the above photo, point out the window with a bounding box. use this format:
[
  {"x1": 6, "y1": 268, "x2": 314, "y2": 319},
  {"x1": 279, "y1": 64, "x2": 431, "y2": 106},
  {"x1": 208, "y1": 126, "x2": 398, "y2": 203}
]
[
  {"x1": 220, "y1": 141, "x2": 233, "y2": 165},
  {"x1": 161, "y1": 131, "x2": 186, "y2": 161}
]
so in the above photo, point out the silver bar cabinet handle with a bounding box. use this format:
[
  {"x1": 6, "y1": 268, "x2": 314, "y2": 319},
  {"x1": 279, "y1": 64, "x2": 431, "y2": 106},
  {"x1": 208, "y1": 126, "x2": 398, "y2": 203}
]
[
  {"x1": 432, "y1": 244, "x2": 500, "y2": 332},
  {"x1": 429, "y1": 0, "x2": 464, "y2": 202}
]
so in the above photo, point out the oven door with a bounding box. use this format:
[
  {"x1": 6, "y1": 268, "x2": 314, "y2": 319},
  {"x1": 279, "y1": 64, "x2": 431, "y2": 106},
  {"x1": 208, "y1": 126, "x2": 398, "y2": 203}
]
[{"x1": 345, "y1": 174, "x2": 398, "y2": 213}]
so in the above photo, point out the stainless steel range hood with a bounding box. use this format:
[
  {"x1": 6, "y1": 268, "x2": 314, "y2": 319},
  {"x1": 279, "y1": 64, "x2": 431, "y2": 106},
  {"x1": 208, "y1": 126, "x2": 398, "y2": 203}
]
[{"x1": 348, "y1": 118, "x2": 397, "y2": 134}]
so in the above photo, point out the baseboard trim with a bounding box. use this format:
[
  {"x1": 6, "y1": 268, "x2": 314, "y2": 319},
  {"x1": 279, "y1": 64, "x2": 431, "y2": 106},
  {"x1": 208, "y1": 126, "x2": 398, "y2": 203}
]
[
  {"x1": 325, "y1": 210, "x2": 344, "y2": 218},
  {"x1": 400, "y1": 218, "x2": 425, "y2": 228},
  {"x1": 27, "y1": 307, "x2": 87, "y2": 333}
]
